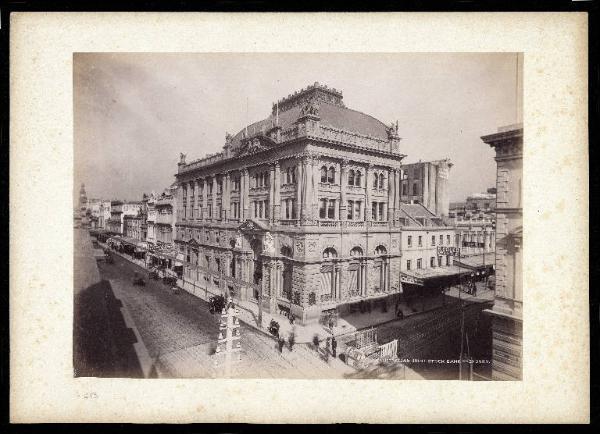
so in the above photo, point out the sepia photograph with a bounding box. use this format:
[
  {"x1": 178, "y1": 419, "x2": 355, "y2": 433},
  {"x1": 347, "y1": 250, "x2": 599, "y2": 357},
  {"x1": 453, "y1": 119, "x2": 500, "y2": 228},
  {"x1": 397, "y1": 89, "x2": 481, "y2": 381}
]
[
  {"x1": 9, "y1": 11, "x2": 588, "y2": 424},
  {"x1": 73, "y1": 52, "x2": 523, "y2": 381}
]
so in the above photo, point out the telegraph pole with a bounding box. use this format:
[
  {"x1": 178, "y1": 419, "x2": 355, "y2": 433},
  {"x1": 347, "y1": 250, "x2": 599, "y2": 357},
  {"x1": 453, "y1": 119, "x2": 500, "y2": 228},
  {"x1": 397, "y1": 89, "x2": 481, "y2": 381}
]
[{"x1": 214, "y1": 297, "x2": 242, "y2": 377}]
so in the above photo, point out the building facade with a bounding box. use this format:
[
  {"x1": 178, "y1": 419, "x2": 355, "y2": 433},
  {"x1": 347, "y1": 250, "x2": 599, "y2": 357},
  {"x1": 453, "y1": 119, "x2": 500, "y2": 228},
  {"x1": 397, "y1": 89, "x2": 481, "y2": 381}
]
[
  {"x1": 175, "y1": 82, "x2": 414, "y2": 324},
  {"x1": 98, "y1": 200, "x2": 112, "y2": 229},
  {"x1": 146, "y1": 193, "x2": 157, "y2": 244},
  {"x1": 107, "y1": 201, "x2": 143, "y2": 235},
  {"x1": 481, "y1": 124, "x2": 523, "y2": 380},
  {"x1": 400, "y1": 160, "x2": 452, "y2": 217},
  {"x1": 397, "y1": 204, "x2": 459, "y2": 295},
  {"x1": 123, "y1": 214, "x2": 143, "y2": 240},
  {"x1": 156, "y1": 185, "x2": 177, "y2": 245}
]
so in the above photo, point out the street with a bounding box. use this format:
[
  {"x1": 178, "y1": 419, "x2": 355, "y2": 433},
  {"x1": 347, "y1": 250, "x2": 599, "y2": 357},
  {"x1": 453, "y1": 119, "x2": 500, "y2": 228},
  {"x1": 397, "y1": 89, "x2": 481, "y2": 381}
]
[{"x1": 96, "y1": 245, "x2": 349, "y2": 378}]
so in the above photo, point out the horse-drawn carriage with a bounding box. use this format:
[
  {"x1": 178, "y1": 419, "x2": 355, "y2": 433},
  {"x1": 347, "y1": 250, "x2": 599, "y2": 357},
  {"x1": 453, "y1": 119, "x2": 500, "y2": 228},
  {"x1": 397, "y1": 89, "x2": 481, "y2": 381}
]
[{"x1": 133, "y1": 271, "x2": 145, "y2": 286}]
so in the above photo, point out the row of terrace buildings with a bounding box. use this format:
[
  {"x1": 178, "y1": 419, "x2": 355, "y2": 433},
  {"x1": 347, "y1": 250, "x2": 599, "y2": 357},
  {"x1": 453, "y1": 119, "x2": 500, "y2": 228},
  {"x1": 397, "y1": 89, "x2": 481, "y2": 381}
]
[
  {"x1": 172, "y1": 82, "x2": 496, "y2": 325},
  {"x1": 83, "y1": 183, "x2": 182, "y2": 273}
]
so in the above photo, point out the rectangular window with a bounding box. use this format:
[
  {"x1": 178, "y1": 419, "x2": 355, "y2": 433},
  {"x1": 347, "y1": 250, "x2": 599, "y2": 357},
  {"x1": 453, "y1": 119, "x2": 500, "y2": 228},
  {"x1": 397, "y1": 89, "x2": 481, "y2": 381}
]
[
  {"x1": 378, "y1": 202, "x2": 385, "y2": 221},
  {"x1": 446, "y1": 255, "x2": 450, "y2": 266},
  {"x1": 402, "y1": 182, "x2": 407, "y2": 196},
  {"x1": 447, "y1": 235, "x2": 451, "y2": 245},
  {"x1": 418, "y1": 236, "x2": 422, "y2": 247},
  {"x1": 292, "y1": 199, "x2": 297, "y2": 219},
  {"x1": 406, "y1": 260, "x2": 411, "y2": 271},
  {"x1": 430, "y1": 257, "x2": 435, "y2": 268},
  {"x1": 372, "y1": 202, "x2": 377, "y2": 221},
  {"x1": 440, "y1": 235, "x2": 443, "y2": 245},
  {"x1": 417, "y1": 258, "x2": 422, "y2": 269},
  {"x1": 431, "y1": 235, "x2": 436, "y2": 246},
  {"x1": 355, "y1": 201, "x2": 361, "y2": 220},
  {"x1": 319, "y1": 199, "x2": 327, "y2": 219},
  {"x1": 327, "y1": 199, "x2": 336, "y2": 219},
  {"x1": 438, "y1": 256, "x2": 442, "y2": 267},
  {"x1": 348, "y1": 200, "x2": 354, "y2": 220},
  {"x1": 407, "y1": 236, "x2": 412, "y2": 247}
]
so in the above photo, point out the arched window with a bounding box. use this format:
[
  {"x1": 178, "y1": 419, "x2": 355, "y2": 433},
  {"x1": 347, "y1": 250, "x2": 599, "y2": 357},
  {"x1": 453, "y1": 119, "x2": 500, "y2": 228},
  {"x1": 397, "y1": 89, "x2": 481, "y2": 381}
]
[
  {"x1": 280, "y1": 246, "x2": 293, "y2": 257},
  {"x1": 350, "y1": 246, "x2": 363, "y2": 257},
  {"x1": 378, "y1": 173, "x2": 385, "y2": 189},
  {"x1": 373, "y1": 173, "x2": 379, "y2": 188},
  {"x1": 375, "y1": 245, "x2": 387, "y2": 255},
  {"x1": 321, "y1": 166, "x2": 328, "y2": 183},
  {"x1": 327, "y1": 166, "x2": 335, "y2": 184},
  {"x1": 412, "y1": 182, "x2": 419, "y2": 196},
  {"x1": 322, "y1": 247, "x2": 338, "y2": 259},
  {"x1": 348, "y1": 170, "x2": 355, "y2": 186},
  {"x1": 355, "y1": 171, "x2": 362, "y2": 187},
  {"x1": 291, "y1": 167, "x2": 296, "y2": 184}
]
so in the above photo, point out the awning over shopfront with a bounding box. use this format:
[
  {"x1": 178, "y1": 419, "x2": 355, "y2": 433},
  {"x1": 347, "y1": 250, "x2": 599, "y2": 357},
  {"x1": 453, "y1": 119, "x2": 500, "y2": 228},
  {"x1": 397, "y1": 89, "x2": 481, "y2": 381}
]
[
  {"x1": 401, "y1": 265, "x2": 472, "y2": 287},
  {"x1": 453, "y1": 254, "x2": 494, "y2": 271}
]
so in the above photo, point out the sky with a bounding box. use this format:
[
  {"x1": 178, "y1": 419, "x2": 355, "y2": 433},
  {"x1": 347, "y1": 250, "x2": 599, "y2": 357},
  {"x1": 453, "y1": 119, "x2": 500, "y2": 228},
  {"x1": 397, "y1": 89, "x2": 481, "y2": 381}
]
[{"x1": 74, "y1": 52, "x2": 521, "y2": 203}]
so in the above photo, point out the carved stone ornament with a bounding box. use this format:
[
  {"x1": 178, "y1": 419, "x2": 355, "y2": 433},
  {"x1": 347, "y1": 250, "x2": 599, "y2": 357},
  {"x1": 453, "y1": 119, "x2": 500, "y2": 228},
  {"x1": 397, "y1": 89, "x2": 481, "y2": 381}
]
[
  {"x1": 263, "y1": 231, "x2": 275, "y2": 255},
  {"x1": 307, "y1": 240, "x2": 317, "y2": 252},
  {"x1": 234, "y1": 231, "x2": 243, "y2": 249},
  {"x1": 300, "y1": 99, "x2": 320, "y2": 117},
  {"x1": 295, "y1": 239, "x2": 305, "y2": 255},
  {"x1": 179, "y1": 152, "x2": 187, "y2": 164}
]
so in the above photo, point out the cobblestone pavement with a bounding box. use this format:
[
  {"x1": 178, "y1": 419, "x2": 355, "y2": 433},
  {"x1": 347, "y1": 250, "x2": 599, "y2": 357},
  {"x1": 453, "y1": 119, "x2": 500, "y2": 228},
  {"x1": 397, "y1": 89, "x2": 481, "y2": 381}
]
[{"x1": 97, "y1": 253, "x2": 351, "y2": 379}]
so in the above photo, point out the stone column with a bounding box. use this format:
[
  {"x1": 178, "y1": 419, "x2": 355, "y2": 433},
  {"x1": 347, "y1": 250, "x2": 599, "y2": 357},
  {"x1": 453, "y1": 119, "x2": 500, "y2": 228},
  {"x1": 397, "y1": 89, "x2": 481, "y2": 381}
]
[
  {"x1": 193, "y1": 179, "x2": 199, "y2": 221},
  {"x1": 301, "y1": 156, "x2": 313, "y2": 222},
  {"x1": 335, "y1": 265, "x2": 342, "y2": 299},
  {"x1": 242, "y1": 169, "x2": 249, "y2": 220},
  {"x1": 269, "y1": 163, "x2": 275, "y2": 224},
  {"x1": 340, "y1": 159, "x2": 349, "y2": 221},
  {"x1": 273, "y1": 162, "x2": 281, "y2": 222},
  {"x1": 394, "y1": 169, "x2": 401, "y2": 220},
  {"x1": 388, "y1": 168, "x2": 395, "y2": 222},
  {"x1": 176, "y1": 184, "x2": 183, "y2": 223},
  {"x1": 365, "y1": 164, "x2": 373, "y2": 221},
  {"x1": 211, "y1": 176, "x2": 217, "y2": 220},
  {"x1": 186, "y1": 181, "x2": 193, "y2": 221},
  {"x1": 296, "y1": 160, "x2": 303, "y2": 220},
  {"x1": 200, "y1": 178, "x2": 207, "y2": 220},
  {"x1": 223, "y1": 172, "x2": 230, "y2": 221},
  {"x1": 311, "y1": 157, "x2": 320, "y2": 220}
]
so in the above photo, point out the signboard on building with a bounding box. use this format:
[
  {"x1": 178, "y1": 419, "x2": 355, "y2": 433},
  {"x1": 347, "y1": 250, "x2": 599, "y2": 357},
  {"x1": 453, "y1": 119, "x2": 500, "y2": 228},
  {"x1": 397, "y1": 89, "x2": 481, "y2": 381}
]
[
  {"x1": 462, "y1": 241, "x2": 485, "y2": 248},
  {"x1": 437, "y1": 246, "x2": 461, "y2": 256},
  {"x1": 400, "y1": 273, "x2": 423, "y2": 286}
]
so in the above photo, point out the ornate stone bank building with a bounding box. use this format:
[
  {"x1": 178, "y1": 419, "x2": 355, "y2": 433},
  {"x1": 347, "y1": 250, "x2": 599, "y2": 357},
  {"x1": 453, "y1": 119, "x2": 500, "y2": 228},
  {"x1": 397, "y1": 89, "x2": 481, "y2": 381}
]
[{"x1": 175, "y1": 83, "x2": 415, "y2": 324}]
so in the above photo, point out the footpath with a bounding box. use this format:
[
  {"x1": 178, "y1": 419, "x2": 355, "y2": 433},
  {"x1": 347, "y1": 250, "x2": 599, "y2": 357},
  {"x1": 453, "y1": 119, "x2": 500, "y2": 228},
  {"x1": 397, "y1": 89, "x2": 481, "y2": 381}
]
[{"x1": 74, "y1": 230, "x2": 153, "y2": 378}]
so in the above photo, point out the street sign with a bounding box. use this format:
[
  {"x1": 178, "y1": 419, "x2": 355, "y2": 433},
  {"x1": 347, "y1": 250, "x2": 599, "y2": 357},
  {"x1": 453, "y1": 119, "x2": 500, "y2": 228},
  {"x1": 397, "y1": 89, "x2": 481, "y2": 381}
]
[{"x1": 437, "y1": 246, "x2": 461, "y2": 256}]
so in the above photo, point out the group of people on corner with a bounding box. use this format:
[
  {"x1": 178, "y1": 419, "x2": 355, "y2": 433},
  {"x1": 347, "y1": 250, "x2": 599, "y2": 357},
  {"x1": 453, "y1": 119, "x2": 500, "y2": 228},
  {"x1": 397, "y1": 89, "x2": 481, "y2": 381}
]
[{"x1": 313, "y1": 333, "x2": 338, "y2": 362}]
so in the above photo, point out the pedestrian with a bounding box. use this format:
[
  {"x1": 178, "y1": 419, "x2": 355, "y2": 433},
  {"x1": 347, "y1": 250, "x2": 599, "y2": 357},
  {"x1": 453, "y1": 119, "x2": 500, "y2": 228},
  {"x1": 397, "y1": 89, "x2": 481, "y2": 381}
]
[
  {"x1": 328, "y1": 317, "x2": 334, "y2": 331},
  {"x1": 472, "y1": 284, "x2": 477, "y2": 297},
  {"x1": 324, "y1": 338, "x2": 330, "y2": 362},
  {"x1": 277, "y1": 336, "x2": 285, "y2": 353},
  {"x1": 288, "y1": 332, "x2": 295, "y2": 352},
  {"x1": 312, "y1": 334, "x2": 320, "y2": 352},
  {"x1": 397, "y1": 309, "x2": 404, "y2": 320},
  {"x1": 289, "y1": 314, "x2": 295, "y2": 325},
  {"x1": 331, "y1": 336, "x2": 337, "y2": 358}
]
